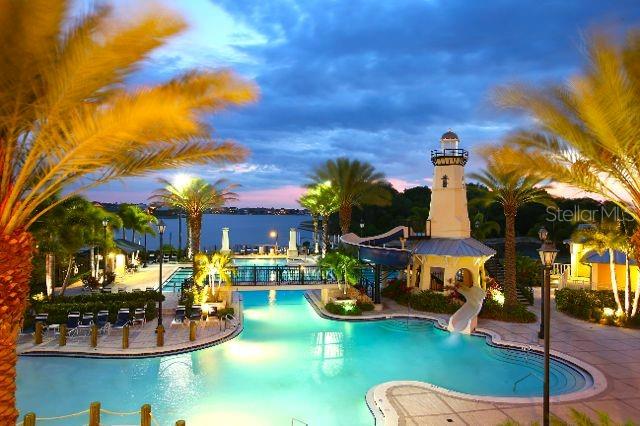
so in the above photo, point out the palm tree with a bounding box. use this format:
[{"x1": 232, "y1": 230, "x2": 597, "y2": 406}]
[
  {"x1": 471, "y1": 212, "x2": 501, "y2": 241},
  {"x1": 573, "y1": 221, "x2": 627, "y2": 314},
  {"x1": 309, "y1": 158, "x2": 392, "y2": 234},
  {"x1": 299, "y1": 183, "x2": 340, "y2": 256},
  {"x1": 470, "y1": 160, "x2": 553, "y2": 308},
  {"x1": 0, "y1": 2, "x2": 256, "y2": 421},
  {"x1": 151, "y1": 177, "x2": 238, "y2": 261},
  {"x1": 481, "y1": 32, "x2": 640, "y2": 316}
]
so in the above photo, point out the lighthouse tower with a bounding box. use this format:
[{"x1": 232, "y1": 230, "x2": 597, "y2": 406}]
[{"x1": 427, "y1": 130, "x2": 471, "y2": 238}]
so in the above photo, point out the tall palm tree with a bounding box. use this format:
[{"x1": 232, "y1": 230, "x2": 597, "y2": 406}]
[
  {"x1": 0, "y1": 2, "x2": 256, "y2": 421},
  {"x1": 480, "y1": 31, "x2": 640, "y2": 315},
  {"x1": 299, "y1": 183, "x2": 340, "y2": 256},
  {"x1": 573, "y1": 221, "x2": 627, "y2": 314},
  {"x1": 151, "y1": 177, "x2": 238, "y2": 261},
  {"x1": 309, "y1": 158, "x2": 392, "y2": 234},
  {"x1": 470, "y1": 160, "x2": 553, "y2": 308}
]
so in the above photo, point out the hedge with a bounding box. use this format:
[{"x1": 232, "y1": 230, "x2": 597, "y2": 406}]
[
  {"x1": 25, "y1": 291, "x2": 163, "y2": 328},
  {"x1": 325, "y1": 302, "x2": 362, "y2": 316},
  {"x1": 555, "y1": 288, "x2": 640, "y2": 327}
]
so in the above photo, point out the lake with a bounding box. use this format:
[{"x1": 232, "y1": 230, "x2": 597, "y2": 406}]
[{"x1": 132, "y1": 214, "x2": 312, "y2": 251}]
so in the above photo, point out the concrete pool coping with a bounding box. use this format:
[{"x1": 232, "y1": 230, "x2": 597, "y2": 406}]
[{"x1": 304, "y1": 291, "x2": 607, "y2": 425}]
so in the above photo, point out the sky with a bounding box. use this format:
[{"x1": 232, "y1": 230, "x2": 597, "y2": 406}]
[{"x1": 86, "y1": 0, "x2": 640, "y2": 207}]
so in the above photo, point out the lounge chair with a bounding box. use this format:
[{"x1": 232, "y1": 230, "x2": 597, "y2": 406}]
[
  {"x1": 117, "y1": 288, "x2": 126, "y2": 293},
  {"x1": 171, "y1": 306, "x2": 186, "y2": 326},
  {"x1": 34, "y1": 313, "x2": 48, "y2": 327},
  {"x1": 132, "y1": 288, "x2": 142, "y2": 293},
  {"x1": 132, "y1": 308, "x2": 146, "y2": 327},
  {"x1": 96, "y1": 310, "x2": 110, "y2": 335},
  {"x1": 66, "y1": 312, "x2": 81, "y2": 337},
  {"x1": 145, "y1": 287, "x2": 155, "y2": 292},
  {"x1": 78, "y1": 313, "x2": 94, "y2": 335},
  {"x1": 189, "y1": 304, "x2": 202, "y2": 322},
  {"x1": 100, "y1": 287, "x2": 112, "y2": 293},
  {"x1": 112, "y1": 309, "x2": 130, "y2": 330}
]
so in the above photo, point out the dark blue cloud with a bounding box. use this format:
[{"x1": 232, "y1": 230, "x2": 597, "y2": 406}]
[{"x1": 90, "y1": 0, "x2": 640, "y2": 206}]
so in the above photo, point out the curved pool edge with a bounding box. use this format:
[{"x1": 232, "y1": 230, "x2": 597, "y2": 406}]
[
  {"x1": 303, "y1": 292, "x2": 607, "y2": 422},
  {"x1": 19, "y1": 297, "x2": 245, "y2": 360}
]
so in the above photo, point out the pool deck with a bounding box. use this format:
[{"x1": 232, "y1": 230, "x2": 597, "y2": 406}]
[
  {"x1": 18, "y1": 265, "x2": 243, "y2": 358},
  {"x1": 310, "y1": 289, "x2": 640, "y2": 425}
]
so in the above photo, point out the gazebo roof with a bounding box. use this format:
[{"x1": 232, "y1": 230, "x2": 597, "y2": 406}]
[{"x1": 410, "y1": 238, "x2": 496, "y2": 257}]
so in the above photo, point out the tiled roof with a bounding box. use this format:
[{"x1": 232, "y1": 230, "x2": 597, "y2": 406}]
[{"x1": 410, "y1": 238, "x2": 496, "y2": 257}]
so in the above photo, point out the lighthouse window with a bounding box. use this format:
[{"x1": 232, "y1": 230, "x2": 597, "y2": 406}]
[{"x1": 441, "y1": 174, "x2": 449, "y2": 188}]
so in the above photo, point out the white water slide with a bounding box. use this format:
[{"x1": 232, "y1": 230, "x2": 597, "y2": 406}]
[{"x1": 447, "y1": 285, "x2": 486, "y2": 334}]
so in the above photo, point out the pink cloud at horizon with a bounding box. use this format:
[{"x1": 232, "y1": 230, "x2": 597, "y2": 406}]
[{"x1": 233, "y1": 185, "x2": 306, "y2": 208}]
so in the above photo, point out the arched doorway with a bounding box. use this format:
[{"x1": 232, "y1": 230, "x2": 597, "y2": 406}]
[{"x1": 455, "y1": 268, "x2": 473, "y2": 288}]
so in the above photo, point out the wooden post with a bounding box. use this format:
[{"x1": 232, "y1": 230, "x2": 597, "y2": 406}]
[
  {"x1": 23, "y1": 412, "x2": 36, "y2": 426},
  {"x1": 141, "y1": 404, "x2": 152, "y2": 426},
  {"x1": 175, "y1": 421, "x2": 186, "y2": 426},
  {"x1": 34, "y1": 322, "x2": 43, "y2": 344},
  {"x1": 90, "y1": 324, "x2": 98, "y2": 348},
  {"x1": 59, "y1": 324, "x2": 67, "y2": 346},
  {"x1": 89, "y1": 401, "x2": 100, "y2": 426},
  {"x1": 122, "y1": 325, "x2": 129, "y2": 349},
  {"x1": 157, "y1": 324, "x2": 164, "y2": 347},
  {"x1": 189, "y1": 320, "x2": 196, "y2": 341}
]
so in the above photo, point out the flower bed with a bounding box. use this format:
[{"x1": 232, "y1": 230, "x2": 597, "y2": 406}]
[{"x1": 382, "y1": 280, "x2": 536, "y2": 323}]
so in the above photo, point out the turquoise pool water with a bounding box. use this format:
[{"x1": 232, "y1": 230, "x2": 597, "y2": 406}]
[{"x1": 17, "y1": 291, "x2": 591, "y2": 425}]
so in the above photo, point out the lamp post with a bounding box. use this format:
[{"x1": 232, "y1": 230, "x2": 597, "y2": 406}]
[
  {"x1": 537, "y1": 226, "x2": 558, "y2": 426},
  {"x1": 177, "y1": 210, "x2": 182, "y2": 261},
  {"x1": 360, "y1": 220, "x2": 365, "y2": 235},
  {"x1": 157, "y1": 220, "x2": 166, "y2": 329},
  {"x1": 101, "y1": 219, "x2": 109, "y2": 283},
  {"x1": 269, "y1": 230, "x2": 278, "y2": 253}
]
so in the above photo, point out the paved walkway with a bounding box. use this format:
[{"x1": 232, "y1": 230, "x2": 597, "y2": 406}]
[{"x1": 382, "y1": 288, "x2": 640, "y2": 425}]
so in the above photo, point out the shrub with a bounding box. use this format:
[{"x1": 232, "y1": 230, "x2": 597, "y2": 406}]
[
  {"x1": 325, "y1": 302, "x2": 362, "y2": 316},
  {"x1": 555, "y1": 288, "x2": 640, "y2": 327},
  {"x1": 381, "y1": 280, "x2": 410, "y2": 299},
  {"x1": 216, "y1": 307, "x2": 235, "y2": 319},
  {"x1": 27, "y1": 290, "x2": 163, "y2": 324},
  {"x1": 405, "y1": 290, "x2": 460, "y2": 314},
  {"x1": 357, "y1": 301, "x2": 375, "y2": 311},
  {"x1": 480, "y1": 298, "x2": 536, "y2": 323}
]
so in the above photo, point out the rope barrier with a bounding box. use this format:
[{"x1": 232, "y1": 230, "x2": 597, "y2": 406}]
[
  {"x1": 26, "y1": 408, "x2": 90, "y2": 421},
  {"x1": 151, "y1": 413, "x2": 162, "y2": 426},
  {"x1": 100, "y1": 407, "x2": 141, "y2": 416}
]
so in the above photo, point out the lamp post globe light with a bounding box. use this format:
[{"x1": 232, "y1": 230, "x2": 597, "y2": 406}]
[
  {"x1": 537, "y1": 226, "x2": 558, "y2": 426},
  {"x1": 101, "y1": 219, "x2": 109, "y2": 283},
  {"x1": 157, "y1": 220, "x2": 167, "y2": 329},
  {"x1": 269, "y1": 230, "x2": 278, "y2": 252}
]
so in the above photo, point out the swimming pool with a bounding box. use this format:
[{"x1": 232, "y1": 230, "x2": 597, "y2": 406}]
[{"x1": 16, "y1": 291, "x2": 592, "y2": 425}]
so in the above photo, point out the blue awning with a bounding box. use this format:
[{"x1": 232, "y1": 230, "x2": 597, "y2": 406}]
[
  {"x1": 582, "y1": 250, "x2": 636, "y2": 266},
  {"x1": 410, "y1": 238, "x2": 496, "y2": 257}
]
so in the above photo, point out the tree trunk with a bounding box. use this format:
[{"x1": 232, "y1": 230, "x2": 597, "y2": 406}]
[
  {"x1": 89, "y1": 247, "x2": 95, "y2": 278},
  {"x1": 59, "y1": 256, "x2": 75, "y2": 296},
  {"x1": 625, "y1": 253, "x2": 631, "y2": 316},
  {"x1": 45, "y1": 252, "x2": 55, "y2": 296},
  {"x1": 339, "y1": 204, "x2": 352, "y2": 235},
  {"x1": 503, "y1": 209, "x2": 518, "y2": 308},
  {"x1": 631, "y1": 228, "x2": 640, "y2": 317},
  {"x1": 0, "y1": 230, "x2": 34, "y2": 424},
  {"x1": 190, "y1": 212, "x2": 202, "y2": 267},
  {"x1": 608, "y1": 248, "x2": 623, "y2": 312},
  {"x1": 322, "y1": 214, "x2": 330, "y2": 257},
  {"x1": 313, "y1": 215, "x2": 319, "y2": 254}
]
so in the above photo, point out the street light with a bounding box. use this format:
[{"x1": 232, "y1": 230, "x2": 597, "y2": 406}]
[
  {"x1": 537, "y1": 226, "x2": 558, "y2": 426},
  {"x1": 101, "y1": 219, "x2": 109, "y2": 283},
  {"x1": 360, "y1": 220, "x2": 365, "y2": 235},
  {"x1": 157, "y1": 220, "x2": 167, "y2": 329},
  {"x1": 269, "y1": 230, "x2": 278, "y2": 253}
]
